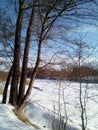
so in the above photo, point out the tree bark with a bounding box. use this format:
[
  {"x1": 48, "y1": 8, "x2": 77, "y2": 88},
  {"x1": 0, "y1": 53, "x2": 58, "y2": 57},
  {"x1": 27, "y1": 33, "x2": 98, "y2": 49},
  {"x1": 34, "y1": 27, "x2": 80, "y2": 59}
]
[
  {"x1": 22, "y1": 39, "x2": 42, "y2": 106},
  {"x1": 18, "y1": 1, "x2": 36, "y2": 106},
  {"x1": 9, "y1": 0, "x2": 25, "y2": 106},
  {"x1": 2, "y1": 66, "x2": 13, "y2": 103}
]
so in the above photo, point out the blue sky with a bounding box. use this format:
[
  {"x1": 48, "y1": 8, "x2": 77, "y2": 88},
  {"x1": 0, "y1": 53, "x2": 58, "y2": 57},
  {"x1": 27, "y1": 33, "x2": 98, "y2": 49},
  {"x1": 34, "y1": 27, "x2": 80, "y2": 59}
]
[
  {"x1": 0, "y1": 0, "x2": 8, "y2": 9},
  {"x1": 0, "y1": 1, "x2": 98, "y2": 44},
  {"x1": 0, "y1": 0, "x2": 98, "y2": 63}
]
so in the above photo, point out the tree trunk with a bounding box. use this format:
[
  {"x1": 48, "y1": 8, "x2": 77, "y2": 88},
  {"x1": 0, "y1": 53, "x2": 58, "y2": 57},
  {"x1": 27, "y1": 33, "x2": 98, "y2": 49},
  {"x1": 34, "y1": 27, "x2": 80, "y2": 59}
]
[
  {"x1": 18, "y1": 2, "x2": 36, "y2": 106},
  {"x1": 9, "y1": 0, "x2": 25, "y2": 106},
  {"x1": 2, "y1": 66, "x2": 13, "y2": 103},
  {"x1": 21, "y1": 39, "x2": 42, "y2": 106}
]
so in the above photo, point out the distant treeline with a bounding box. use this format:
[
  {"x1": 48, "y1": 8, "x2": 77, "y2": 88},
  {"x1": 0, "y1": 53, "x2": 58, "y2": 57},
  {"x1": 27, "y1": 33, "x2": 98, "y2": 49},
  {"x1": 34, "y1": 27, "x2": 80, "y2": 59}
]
[
  {"x1": 0, "y1": 65, "x2": 98, "y2": 82},
  {"x1": 27, "y1": 65, "x2": 98, "y2": 81}
]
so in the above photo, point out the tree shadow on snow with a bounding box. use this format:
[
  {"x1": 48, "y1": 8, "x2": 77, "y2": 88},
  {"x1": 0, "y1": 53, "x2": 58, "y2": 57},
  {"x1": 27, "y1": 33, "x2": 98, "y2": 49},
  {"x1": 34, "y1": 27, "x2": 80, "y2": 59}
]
[
  {"x1": 42, "y1": 112, "x2": 79, "y2": 130},
  {"x1": 33, "y1": 86, "x2": 43, "y2": 91},
  {"x1": 25, "y1": 103, "x2": 80, "y2": 130}
]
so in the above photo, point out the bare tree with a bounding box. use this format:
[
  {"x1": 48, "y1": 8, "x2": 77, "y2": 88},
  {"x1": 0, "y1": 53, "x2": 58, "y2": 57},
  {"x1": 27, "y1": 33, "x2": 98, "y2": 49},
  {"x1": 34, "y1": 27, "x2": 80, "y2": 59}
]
[
  {"x1": 71, "y1": 39, "x2": 89, "y2": 130},
  {"x1": 9, "y1": 0, "x2": 25, "y2": 106},
  {"x1": 1, "y1": 0, "x2": 97, "y2": 110},
  {"x1": 77, "y1": 41, "x2": 88, "y2": 130},
  {"x1": 0, "y1": 7, "x2": 14, "y2": 103}
]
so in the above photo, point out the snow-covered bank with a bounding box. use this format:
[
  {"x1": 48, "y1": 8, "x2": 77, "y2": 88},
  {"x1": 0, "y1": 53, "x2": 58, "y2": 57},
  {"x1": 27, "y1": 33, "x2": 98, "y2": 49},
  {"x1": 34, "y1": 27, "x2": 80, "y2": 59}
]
[{"x1": 0, "y1": 103, "x2": 34, "y2": 130}]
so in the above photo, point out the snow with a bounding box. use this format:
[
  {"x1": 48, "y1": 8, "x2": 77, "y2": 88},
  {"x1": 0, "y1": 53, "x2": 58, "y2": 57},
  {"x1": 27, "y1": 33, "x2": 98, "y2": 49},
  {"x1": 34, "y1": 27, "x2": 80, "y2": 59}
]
[
  {"x1": 0, "y1": 103, "x2": 34, "y2": 130},
  {"x1": 0, "y1": 79, "x2": 98, "y2": 130}
]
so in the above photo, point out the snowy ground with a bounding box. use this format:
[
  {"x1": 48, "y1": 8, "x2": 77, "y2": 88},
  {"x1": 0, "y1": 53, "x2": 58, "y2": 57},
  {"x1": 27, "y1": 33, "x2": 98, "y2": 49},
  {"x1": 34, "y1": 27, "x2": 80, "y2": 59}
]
[
  {"x1": 0, "y1": 79, "x2": 98, "y2": 130},
  {"x1": 0, "y1": 104, "x2": 35, "y2": 130}
]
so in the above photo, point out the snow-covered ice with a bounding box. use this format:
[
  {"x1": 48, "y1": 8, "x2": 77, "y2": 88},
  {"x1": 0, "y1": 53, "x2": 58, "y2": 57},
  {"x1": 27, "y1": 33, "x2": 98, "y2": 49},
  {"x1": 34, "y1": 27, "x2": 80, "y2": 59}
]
[
  {"x1": 0, "y1": 79, "x2": 98, "y2": 130},
  {"x1": 28, "y1": 79, "x2": 98, "y2": 130}
]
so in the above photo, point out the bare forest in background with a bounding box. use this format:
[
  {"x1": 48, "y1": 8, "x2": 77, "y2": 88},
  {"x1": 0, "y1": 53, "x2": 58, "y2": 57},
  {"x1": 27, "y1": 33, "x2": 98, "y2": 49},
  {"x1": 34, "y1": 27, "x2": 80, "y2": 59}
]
[{"x1": 0, "y1": 64, "x2": 98, "y2": 82}]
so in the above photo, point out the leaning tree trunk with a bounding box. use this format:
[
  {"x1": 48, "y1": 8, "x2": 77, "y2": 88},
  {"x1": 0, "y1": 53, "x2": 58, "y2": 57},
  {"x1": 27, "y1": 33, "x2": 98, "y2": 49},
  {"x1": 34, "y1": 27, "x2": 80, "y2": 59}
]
[
  {"x1": 2, "y1": 66, "x2": 13, "y2": 103},
  {"x1": 9, "y1": 0, "x2": 25, "y2": 106},
  {"x1": 21, "y1": 39, "x2": 42, "y2": 107}
]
